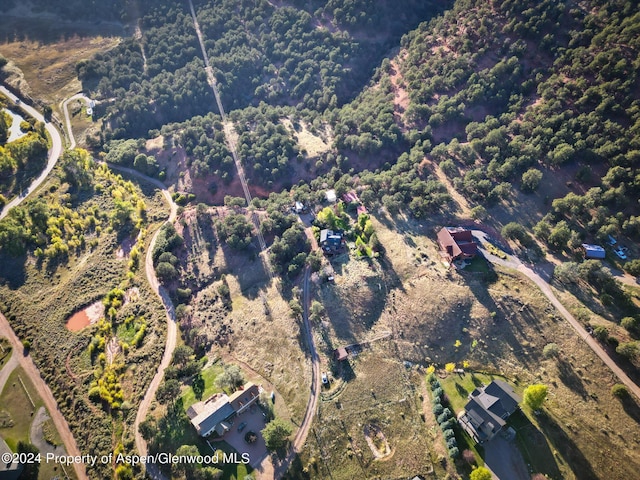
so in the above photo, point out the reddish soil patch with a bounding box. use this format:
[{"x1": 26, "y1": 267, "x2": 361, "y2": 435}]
[
  {"x1": 66, "y1": 310, "x2": 90, "y2": 332},
  {"x1": 65, "y1": 300, "x2": 103, "y2": 332}
]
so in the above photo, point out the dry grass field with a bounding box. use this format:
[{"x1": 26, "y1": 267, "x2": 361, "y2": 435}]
[
  {"x1": 176, "y1": 206, "x2": 310, "y2": 423},
  {"x1": 286, "y1": 213, "x2": 640, "y2": 480}
]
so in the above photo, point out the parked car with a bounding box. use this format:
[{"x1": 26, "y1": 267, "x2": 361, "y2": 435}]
[
  {"x1": 237, "y1": 422, "x2": 247, "y2": 432},
  {"x1": 614, "y1": 247, "x2": 627, "y2": 260},
  {"x1": 321, "y1": 372, "x2": 329, "y2": 384}
]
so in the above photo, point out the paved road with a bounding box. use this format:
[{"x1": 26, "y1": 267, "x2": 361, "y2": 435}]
[
  {"x1": 473, "y1": 230, "x2": 640, "y2": 401},
  {"x1": 0, "y1": 348, "x2": 18, "y2": 394},
  {"x1": 484, "y1": 435, "x2": 529, "y2": 480},
  {"x1": 0, "y1": 85, "x2": 87, "y2": 479},
  {"x1": 0, "y1": 85, "x2": 63, "y2": 221}
]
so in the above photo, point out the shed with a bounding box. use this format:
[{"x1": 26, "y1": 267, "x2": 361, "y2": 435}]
[
  {"x1": 334, "y1": 347, "x2": 348, "y2": 361},
  {"x1": 325, "y1": 189, "x2": 337, "y2": 203},
  {"x1": 582, "y1": 244, "x2": 605, "y2": 259}
]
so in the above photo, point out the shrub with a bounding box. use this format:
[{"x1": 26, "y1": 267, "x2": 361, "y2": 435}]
[
  {"x1": 621, "y1": 317, "x2": 639, "y2": 334},
  {"x1": 437, "y1": 409, "x2": 452, "y2": 424},
  {"x1": 432, "y1": 403, "x2": 444, "y2": 415},
  {"x1": 443, "y1": 428, "x2": 455, "y2": 439},
  {"x1": 446, "y1": 437, "x2": 457, "y2": 449},
  {"x1": 616, "y1": 341, "x2": 638, "y2": 359},
  {"x1": 430, "y1": 379, "x2": 441, "y2": 390},
  {"x1": 440, "y1": 418, "x2": 455, "y2": 430},
  {"x1": 462, "y1": 449, "x2": 476, "y2": 465},
  {"x1": 593, "y1": 326, "x2": 609, "y2": 342},
  {"x1": 433, "y1": 387, "x2": 443, "y2": 399},
  {"x1": 448, "y1": 447, "x2": 459, "y2": 458},
  {"x1": 523, "y1": 384, "x2": 548, "y2": 410},
  {"x1": 611, "y1": 384, "x2": 629, "y2": 398},
  {"x1": 521, "y1": 168, "x2": 543, "y2": 192},
  {"x1": 543, "y1": 343, "x2": 560, "y2": 358}
]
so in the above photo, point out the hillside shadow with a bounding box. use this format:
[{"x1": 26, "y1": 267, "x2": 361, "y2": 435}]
[
  {"x1": 0, "y1": 15, "x2": 125, "y2": 46},
  {"x1": 0, "y1": 254, "x2": 26, "y2": 289}
]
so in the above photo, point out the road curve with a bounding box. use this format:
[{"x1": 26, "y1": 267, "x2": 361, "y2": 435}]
[
  {"x1": 473, "y1": 230, "x2": 640, "y2": 401},
  {"x1": 0, "y1": 86, "x2": 87, "y2": 479},
  {"x1": 61, "y1": 93, "x2": 178, "y2": 479},
  {"x1": 107, "y1": 165, "x2": 178, "y2": 480},
  {"x1": 61, "y1": 93, "x2": 92, "y2": 150},
  {"x1": 272, "y1": 267, "x2": 321, "y2": 479},
  {"x1": 0, "y1": 85, "x2": 63, "y2": 220}
]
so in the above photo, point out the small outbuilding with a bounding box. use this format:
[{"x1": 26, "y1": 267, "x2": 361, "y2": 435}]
[
  {"x1": 334, "y1": 347, "x2": 348, "y2": 361},
  {"x1": 582, "y1": 244, "x2": 605, "y2": 259},
  {"x1": 325, "y1": 189, "x2": 337, "y2": 203}
]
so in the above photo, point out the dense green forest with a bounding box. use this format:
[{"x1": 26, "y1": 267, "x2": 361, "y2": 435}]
[{"x1": 77, "y1": 0, "x2": 447, "y2": 140}]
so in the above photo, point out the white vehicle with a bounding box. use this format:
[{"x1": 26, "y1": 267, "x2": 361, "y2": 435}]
[{"x1": 321, "y1": 372, "x2": 328, "y2": 384}]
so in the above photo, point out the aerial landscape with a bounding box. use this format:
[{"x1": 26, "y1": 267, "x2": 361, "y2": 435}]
[{"x1": 1, "y1": 0, "x2": 640, "y2": 479}]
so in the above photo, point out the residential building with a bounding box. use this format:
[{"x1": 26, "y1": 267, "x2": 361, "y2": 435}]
[
  {"x1": 437, "y1": 227, "x2": 478, "y2": 263},
  {"x1": 458, "y1": 379, "x2": 521, "y2": 443}
]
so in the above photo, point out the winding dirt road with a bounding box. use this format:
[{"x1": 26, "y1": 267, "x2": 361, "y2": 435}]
[
  {"x1": 269, "y1": 267, "x2": 321, "y2": 479},
  {"x1": 0, "y1": 86, "x2": 63, "y2": 221},
  {"x1": 0, "y1": 85, "x2": 87, "y2": 479},
  {"x1": 473, "y1": 230, "x2": 640, "y2": 400}
]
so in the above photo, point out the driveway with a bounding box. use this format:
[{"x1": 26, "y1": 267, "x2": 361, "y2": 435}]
[
  {"x1": 222, "y1": 406, "x2": 268, "y2": 468},
  {"x1": 483, "y1": 435, "x2": 529, "y2": 480}
]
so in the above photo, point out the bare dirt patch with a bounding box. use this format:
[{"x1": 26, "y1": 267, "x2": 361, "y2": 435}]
[
  {"x1": 363, "y1": 423, "x2": 393, "y2": 459},
  {"x1": 281, "y1": 118, "x2": 332, "y2": 158},
  {"x1": 65, "y1": 299, "x2": 103, "y2": 331}
]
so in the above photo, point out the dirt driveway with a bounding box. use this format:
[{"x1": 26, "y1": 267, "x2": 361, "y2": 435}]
[
  {"x1": 483, "y1": 435, "x2": 529, "y2": 480},
  {"x1": 222, "y1": 406, "x2": 269, "y2": 468}
]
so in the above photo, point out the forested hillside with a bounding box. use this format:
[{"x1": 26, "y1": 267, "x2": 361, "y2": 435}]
[
  {"x1": 340, "y1": 0, "x2": 640, "y2": 256},
  {"x1": 77, "y1": 0, "x2": 447, "y2": 140}
]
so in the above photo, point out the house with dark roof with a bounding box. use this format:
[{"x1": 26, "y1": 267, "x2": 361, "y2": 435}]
[
  {"x1": 320, "y1": 229, "x2": 345, "y2": 254},
  {"x1": 437, "y1": 227, "x2": 478, "y2": 263},
  {"x1": 188, "y1": 382, "x2": 262, "y2": 437},
  {"x1": 458, "y1": 379, "x2": 521, "y2": 443}
]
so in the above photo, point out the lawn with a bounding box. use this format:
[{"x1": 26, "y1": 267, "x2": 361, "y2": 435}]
[
  {"x1": 0, "y1": 367, "x2": 44, "y2": 450},
  {"x1": 439, "y1": 372, "x2": 501, "y2": 414},
  {"x1": 154, "y1": 405, "x2": 252, "y2": 480},
  {"x1": 0, "y1": 367, "x2": 70, "y2": 479},
  {"x1": 180, "y1": 363, "x2": 224, "y2": 410}
]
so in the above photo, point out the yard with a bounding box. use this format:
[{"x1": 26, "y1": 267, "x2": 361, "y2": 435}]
[
  {"x1": 0, "y1": 367, "x2": 72, "y2": 479},
  {"x1": 180, "y1": 363, "x2": 224, "y2": 410}
]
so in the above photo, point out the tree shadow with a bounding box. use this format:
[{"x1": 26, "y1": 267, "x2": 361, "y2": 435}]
[
  {"x1": 556, "y1": 357, "x2": 588, "y2": 399},
  {"x1": 506, "y1": 410, "x2": 563, "y2": 480},
  {"x1": 618, "y1": 395, "x2": 640, "y2": 425},
  {"x1": 192, "y1": 373, "x2": 205, "y2": 401},
  {"x1": 455, "y1": 381, "x2": 469, "y2": 398},
  {"x1": 536, "y1": 411, "x2": 599, "y2": 480}
]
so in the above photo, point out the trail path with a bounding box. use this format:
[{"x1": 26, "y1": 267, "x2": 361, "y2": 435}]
[{"x1": 269, "y1": 267, "x2": 321, "y2": 479}]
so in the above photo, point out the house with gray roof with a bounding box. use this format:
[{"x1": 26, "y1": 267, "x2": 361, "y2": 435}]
[
  {"x1": 458, "y1": 379, "x2": 521, "y2": 444},
  {"x1": 188, "y1": 382, "x2": 262, "y2": 437}
]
